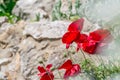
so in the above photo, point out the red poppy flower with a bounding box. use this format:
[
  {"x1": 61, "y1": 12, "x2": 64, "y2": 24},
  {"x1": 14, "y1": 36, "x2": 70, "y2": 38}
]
[
  {"x1": 58, "y1": 59, "x2": 80, "y2": 79},
  {"x1": 62, "y1": 18, "x2": 112, "y2": 54},
  {"x1": 37, "y1": 64, "x2": 54, "y2": 80},
  {"x1": 81, "y1": 29, "x2": 112, "y2": 54},
  {"x1": 62, "y1": 18, "x2": 84, "y2": 49}
]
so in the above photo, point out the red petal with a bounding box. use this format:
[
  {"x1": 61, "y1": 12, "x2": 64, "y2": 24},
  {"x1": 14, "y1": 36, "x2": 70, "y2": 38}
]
[
  {"x1": 75, "y1": 34, "x2": 88, "y2": 51},
  {"x1": 68, "y1": 18, "x2": 84, "y2": 32},
  {"x1": 64, "y1": 70, "x2": 71, "y2": 79},
  {"x1": 59, "y1": 59, "x2": 73, "y2": 70},
  {"x1": 75, "y1": 34, "x2": 88, "y2": 43},
  {"x1": 82, "y1": 41, "x2": 98, "y2": 54},
  {"x1": 62, "y1": 32, "x2": 79, "y2": 44},
  {"x1": 70, "y1": 64, "x2": 80, "y2": 76},
  {"x1": 40, "y1": 73, "x2": 54, "y2": 80},
  {"x1": 90, "y1": 29, "x2": 111, "y2": 41},
  {"x1": 38, "y1": 66, "x2": 46, "y2": 73},
  {"x1": 73, "y1": 64, "x2": 81, "y2": 72},
  {"x1": 46, "y1": 64, "x2": 52, "y2": 70},
  {"x1": 66, "y1": 44, "x2": 70, "y2": 49},
  {"x1": 63, "y1": 64, "x2": 80, "y2": 79},
  {"x1": 76, "y1": 43, "x2": 81, "y2": 51}
]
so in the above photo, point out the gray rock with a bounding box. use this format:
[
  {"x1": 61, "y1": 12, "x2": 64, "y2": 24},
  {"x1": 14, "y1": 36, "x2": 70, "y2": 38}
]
[
  {"x1": 0, "y1": 58, "x2": 11, "y2": 66},
  {"x1": 18, "y1": 37, "x2": 39, "y2": 80},
  {"x1": 0, "y1": 23, "x2": 13, "y2": 34},
  {"x1": 0, "y1": 20, "x2": 69, "y2": 80},
  {"x1": 0, "y1": 49, "x2": 13, "y2": 58},
  {"x1": 0, "y1": 72, "x2": 6, "y2": 80},
  {"x1": 0, "y1": 17, "x2": 8, "y2": 26},
  {"x1": 23, "y1": 20, "x2": 70, "y2": 40},
  {"x1": 46, "y1": 45, "x2": 66, "y2": 67},
  {"x1": 12, "y1": 0, "x2": 55, "y2": 21}
]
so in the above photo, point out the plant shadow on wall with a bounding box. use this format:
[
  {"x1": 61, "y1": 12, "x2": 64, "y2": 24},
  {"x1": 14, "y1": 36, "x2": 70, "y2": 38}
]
[
  {"x1": 0, "y1": 0, "x2": 20, "y2": 23},
  {"x1": 52, "y1": 0, "x2": 81, "y2": 21},
  {"x1": 37, "y1": 18, "x2": 120, "y2": 80}
]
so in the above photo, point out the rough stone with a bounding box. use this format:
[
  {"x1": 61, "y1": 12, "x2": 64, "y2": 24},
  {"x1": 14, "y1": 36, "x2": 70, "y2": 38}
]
[
  {"x1": 0, "y1": 23, "x2": 13, "y2": 34},
  {"x1": 0, "y1": 72, "x2": 6, "y2": 80},
  {"x1": 0, "y1": 58, "x2": 11, "y2": 66},
  {"x1": 0, "y1": 17, "x2": 8, "y2": 26},
  {"x1": 0, "y1": 17, "x2": 119, "y2": 80},
  {"x1": 23, "y1": 20, "x2": 70, "y2": 40},
  {"x1": 0, "y1": 49, "x2": 13, "y2": 58},
  {"x1": 12, "y1": 0, "x2": 55, "y2": 21}
]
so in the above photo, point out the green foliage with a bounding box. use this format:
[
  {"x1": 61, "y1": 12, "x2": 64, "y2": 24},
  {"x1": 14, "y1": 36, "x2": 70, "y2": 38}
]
[
  {"x1": 81, "y1": 59, "x2": 120, "y2": 80},
  {"x1": 35, "y1": 13, "x2": 41, "y2": 21},
  {"x1": 0, "y1": 0, "x2": 16, "y2": 14},
  {"x1": 52, "y1": 0, "x2": 81, "y2": 21},
  {"x1": 52, "y1": 0, "x2": 63, "y2": 21},
  {"x1": 0, "y1": 0, "x2": 19, "y2": 23},
  {"x1": 75, "y1": 0, "x2": 81, "y2": 15}
]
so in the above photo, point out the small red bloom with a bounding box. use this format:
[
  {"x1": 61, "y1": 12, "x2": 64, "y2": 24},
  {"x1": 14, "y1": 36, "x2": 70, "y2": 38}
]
[
  {"x1": 81, "y1": 29, "x2": 112, "y2": 54},
  {"x1": 37, "y1": 64, "x2": 54, "y2": 80},
  {"x1": 58, "y1": 60, "x2": 80, "y2": 79},
  {"x1": 62, "y1": 18, "x2": 84, "y2": 49}
]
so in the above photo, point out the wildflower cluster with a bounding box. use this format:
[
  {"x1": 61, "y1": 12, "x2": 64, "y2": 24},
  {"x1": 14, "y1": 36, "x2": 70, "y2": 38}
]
[{"x1": 37, "y1": 18, "x2": 112, "y2": 80}]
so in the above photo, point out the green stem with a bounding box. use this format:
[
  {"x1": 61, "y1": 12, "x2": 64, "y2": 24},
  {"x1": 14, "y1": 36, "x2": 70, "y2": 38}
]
[{"x1": 80, "y1": 49, "x2": 87, "y2": 60}]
